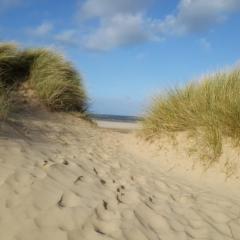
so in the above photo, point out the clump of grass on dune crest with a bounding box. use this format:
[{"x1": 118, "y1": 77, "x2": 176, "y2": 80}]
[
  {"x1": 0, "y1": 43, "x2": 87, "y2": 114},
  {"x1": 143, "y1": 69, "x2": 240, "y2": 162},
  {"x1": 25, "y1": 49, "x2": 87, "y2": 111}
]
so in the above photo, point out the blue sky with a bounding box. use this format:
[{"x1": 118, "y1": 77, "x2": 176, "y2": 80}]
[{"x1": 1, "y1": 0, "x2": 240, "y2": 115}]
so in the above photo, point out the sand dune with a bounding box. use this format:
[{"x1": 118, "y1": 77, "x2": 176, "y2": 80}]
[{"x1": 0, "y1": 112, "x2": 240, "y2": 240}]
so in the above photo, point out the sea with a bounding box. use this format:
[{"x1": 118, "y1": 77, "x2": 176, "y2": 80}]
[{"x1": 89, "y1": 113, "x2": 143, "y2": 123}]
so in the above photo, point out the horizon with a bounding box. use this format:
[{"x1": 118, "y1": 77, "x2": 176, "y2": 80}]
[{"x1": 1, "y1": 0, "x2": 240, "y2": 115}]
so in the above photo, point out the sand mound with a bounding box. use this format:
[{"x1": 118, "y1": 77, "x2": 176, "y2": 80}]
[{"x1": 0, "y1": 111, "x2": 240, "y2": 240}]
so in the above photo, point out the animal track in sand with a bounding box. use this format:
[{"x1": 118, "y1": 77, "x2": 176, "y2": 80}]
[
  {"x1": 57, "y1": 191, "x2": 81, "y2": 208},
  {"x1": 103, "y1": 200, "x2": 108, "y2": 210},
  {"x1": 74, "y1": 176, "x2": 84, "y2": 184},
  {"x1": 100, "y1": 179, "x2": 106, "y2": 185},
  {"x1": 62, "y1": 160, "x2": 69, "y2": 165}
]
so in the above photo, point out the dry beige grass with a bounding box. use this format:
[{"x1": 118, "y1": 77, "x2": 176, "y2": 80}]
[
  {"x1": 0, "y1": 43, "x2": 87, "y2": 116},
  {"x1": 26, "y1": 49, "x2": 87, "y2": 111},
  {"x1": 143, "y1": 69, "x2": 240, "y2": 162}
]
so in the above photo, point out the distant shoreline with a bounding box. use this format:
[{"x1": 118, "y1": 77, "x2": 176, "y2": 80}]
[
  {"x1": 89, "y1": 113, "x2": 143, "y2": 123},
  {"x1": 89, "y1": 114, "x2": 141, "y2": 131}
]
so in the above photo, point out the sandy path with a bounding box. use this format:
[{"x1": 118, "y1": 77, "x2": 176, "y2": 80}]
[{"x1": 0, "y1": 113, "x2": 240, "y2": 240}]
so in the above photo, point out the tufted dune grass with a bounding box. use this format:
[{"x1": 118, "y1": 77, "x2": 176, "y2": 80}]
[
  {"x1": 0, "y1": 43, "x2": 19, "y2": 118},
  {"x1": 0, "y1": 43, "x2": 87, "y2": 117},
  {"x1": 143, "y1": 68, "x2": 240, "y2": 162},
  {"x1": 25, "y1": 49, "x2": 87, "y2": 111},
  {"x1": 0, "y1": 43, "x2": 25, "y2": 87}
]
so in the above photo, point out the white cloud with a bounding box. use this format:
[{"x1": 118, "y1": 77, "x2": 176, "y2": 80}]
[
  {"x1": 45, "y1": 0, "x2": 239, "y2": 51},
  {"x1": 79, "y1": 0, "x2": 240, "y2": 51},
  {"x1": 77, "y1": 0, "x2": 156, "y2": 50},
  {"x1": 79, "y1": 0, "x2": 150, "y2": 19},
  {"x1": 157, "y1": 0, "x2": 240, "y2": 35},
  {"x1": 28, "y1": 22, "x2": 53, "y2": 37},
  {"x1": 7, "y1": 0, "x2": 240, "y2": 51},
  {"x1": 85, "y1": 14, "x2": 159, "y2": 51}
]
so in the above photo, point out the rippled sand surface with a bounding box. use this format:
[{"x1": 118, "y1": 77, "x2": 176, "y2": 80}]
[{"x1": 0, "y1": 112, "x2": 240, "y2": 240}]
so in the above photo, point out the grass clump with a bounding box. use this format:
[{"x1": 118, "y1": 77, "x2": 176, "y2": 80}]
[
  {"x1": 25, "y1": 49, "x2": 87, "y2": 111},
  {"x1": 0, "y1": 43, "x2": 87, "y2": 115},
  {"x1": 143, "y1": 69, "x2": 240, "y2": 162}
]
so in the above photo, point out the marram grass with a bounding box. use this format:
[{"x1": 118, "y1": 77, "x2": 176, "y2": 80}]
[
  {"x1": 0, "y1": 43, "x2": 22, "y2": 87},
  {"x1": 26, "y1": 49, "x2": 87, "y2": 111},
  {"x1": 0, "y1": 43, "x2": 87, "y2": 116},
  {"x1": 0, "y1": 43, "x2": 18, "y2": 58},
  {"x1": 143, "y1": 69, "x2": 240, "y2": 161}
]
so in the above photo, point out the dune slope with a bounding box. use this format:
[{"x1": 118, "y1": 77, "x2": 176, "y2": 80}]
[{"x1": 0, "y1": 112, "x2": 240, "y2": 240}]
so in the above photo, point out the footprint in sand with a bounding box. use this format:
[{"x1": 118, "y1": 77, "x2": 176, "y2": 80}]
[
  {"x1": 57, "y1": 191, "x2": 81, "y2": 208},
  {"x1": 74, "y1": 176, "x2": 84, "y2": 184}
]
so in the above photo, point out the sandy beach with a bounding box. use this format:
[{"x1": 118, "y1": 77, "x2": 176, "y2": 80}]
[
  {"x1": 94, "y1": 119, "x2": 140, "y2": 131},
  {"x1": 0, "y1": 111, "x2": 239, "y2": 240},
  {"x1": 1, "y1": 1, "x2": 240, "y2": 239}
]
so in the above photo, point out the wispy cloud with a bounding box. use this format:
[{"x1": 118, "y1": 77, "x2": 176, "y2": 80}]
[
  {"x1": 27, "y1": 22, "x2": 53, "y2": 37},
  {"x1": 78, "y1": 0, "x2": 155, "y2": 50},
  {"x1": 77, "y1": 0, "x2": 240, "y2": 51},
  {"x1": 157, "y1": 0, "x2": 240, "y2": 35},
  {"x1": 78, "y1": 0, "x2": 151, "y2": 19},
  {"x1": 0, "y1": 0, "x2": 23, "y2": 12},
  {"x1": 23, "y1": 0, "x2": 240, "y2": 51},
  {"x1": 84, "y1": 14, "x2": 159, "y2": 51},
  {"x1": 55, "y1": 30, "x2": 78, "y2": 46}
]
